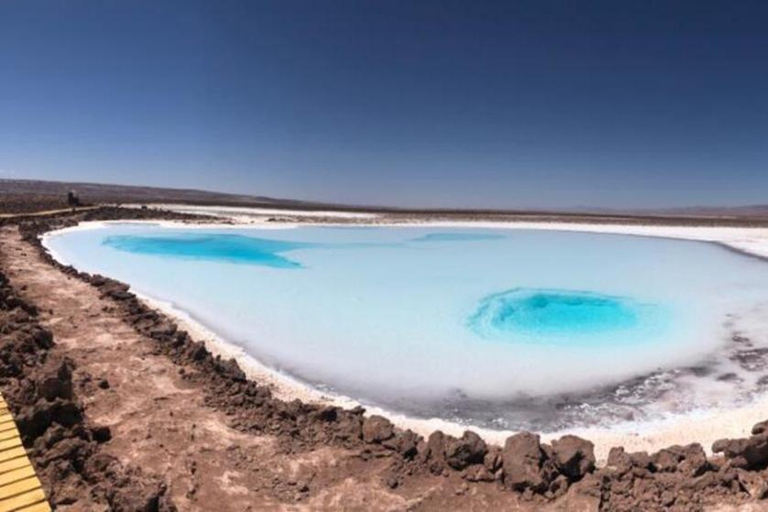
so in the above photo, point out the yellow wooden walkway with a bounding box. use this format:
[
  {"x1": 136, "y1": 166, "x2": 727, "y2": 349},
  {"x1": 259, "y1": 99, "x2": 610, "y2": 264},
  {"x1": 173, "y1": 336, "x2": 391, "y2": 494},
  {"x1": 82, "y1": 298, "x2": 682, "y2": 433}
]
[{"x1": 0, "y1": 395, "x2": 50, "y2": 512}]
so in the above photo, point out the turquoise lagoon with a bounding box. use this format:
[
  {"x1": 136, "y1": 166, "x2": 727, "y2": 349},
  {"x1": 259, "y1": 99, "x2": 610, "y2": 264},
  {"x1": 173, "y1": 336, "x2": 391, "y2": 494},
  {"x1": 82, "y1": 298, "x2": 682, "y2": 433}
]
[{"x1": 45, "y1": 225, "x2": 768, "y2": 430}]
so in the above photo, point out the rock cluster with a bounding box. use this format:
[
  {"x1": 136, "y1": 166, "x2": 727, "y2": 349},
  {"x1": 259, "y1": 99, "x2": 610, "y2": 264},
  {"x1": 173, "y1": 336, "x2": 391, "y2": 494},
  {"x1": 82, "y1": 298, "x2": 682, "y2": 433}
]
[
  {"x1": 0, "y1": 269, "x2": 176, "y2": 510},
  {"x1": 713, "y1": 424, "x2": 768, "y2": 470}
]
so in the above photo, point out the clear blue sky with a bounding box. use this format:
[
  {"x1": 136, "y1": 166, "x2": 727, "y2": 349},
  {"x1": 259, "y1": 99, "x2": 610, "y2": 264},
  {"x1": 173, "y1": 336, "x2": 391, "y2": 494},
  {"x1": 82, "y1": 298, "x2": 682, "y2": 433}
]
[{"x1": 1, "y1": 1, "x2": 767, "y2": 209}]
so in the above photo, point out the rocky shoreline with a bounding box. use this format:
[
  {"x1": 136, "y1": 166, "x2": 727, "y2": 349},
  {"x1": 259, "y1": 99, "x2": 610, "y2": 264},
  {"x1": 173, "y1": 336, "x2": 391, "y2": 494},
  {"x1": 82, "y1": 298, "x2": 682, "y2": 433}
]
[
  {"x1": 4, "y1": 206, "x2": 768, "y2": 510},
  {"x1": 0, "y1": 266, "x2": 175, "y2": 509}
]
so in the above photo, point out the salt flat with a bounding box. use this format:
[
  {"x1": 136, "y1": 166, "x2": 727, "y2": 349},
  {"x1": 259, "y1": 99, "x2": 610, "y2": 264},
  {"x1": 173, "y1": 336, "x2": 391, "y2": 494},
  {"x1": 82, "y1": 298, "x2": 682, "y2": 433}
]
[{"x1": 37, "y1": 208, "x2": 768, "y2": 462}]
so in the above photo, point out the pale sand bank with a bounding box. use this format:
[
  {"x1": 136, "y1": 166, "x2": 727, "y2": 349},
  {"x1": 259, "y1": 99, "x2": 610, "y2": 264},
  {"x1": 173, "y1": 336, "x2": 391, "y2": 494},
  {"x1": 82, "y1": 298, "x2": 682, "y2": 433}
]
[
  {"x1": 40, "y1": 214, "x2": 768, "y2": 463},
  {"x1": 125, "y1": 203, "x2": 381, "y2": 220}
]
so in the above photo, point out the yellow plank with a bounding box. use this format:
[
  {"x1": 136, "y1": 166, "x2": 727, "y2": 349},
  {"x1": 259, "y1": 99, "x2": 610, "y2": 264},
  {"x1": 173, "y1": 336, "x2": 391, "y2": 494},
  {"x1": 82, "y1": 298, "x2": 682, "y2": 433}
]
[
  {"x1": 0, "y1": 448, "x2": 26, "y2": 464},
  {"x1": 0, "y1": 476, "x2": 41, "y2": 500},
  {"x1": 0, "y1": 488, "x2": 47, "y2": 512},
  {"x1": 0, "y1": 438, "x2": 22, "y2": 453},
  {"x1": 16, "y1": 502, "x2": 51, "y2": 512},
  {"x1": 0, "y1": 466, "x2": 35, "y2": 487},
  {"x1": 0, "y1": 456, "x2": 29, "y2": 476},
  {"x1": 0, "y1": 395, "x2": 49, "y2": 511},
  {"x1": 0, "y1": 431, "x2": 19, "y2": 443}
]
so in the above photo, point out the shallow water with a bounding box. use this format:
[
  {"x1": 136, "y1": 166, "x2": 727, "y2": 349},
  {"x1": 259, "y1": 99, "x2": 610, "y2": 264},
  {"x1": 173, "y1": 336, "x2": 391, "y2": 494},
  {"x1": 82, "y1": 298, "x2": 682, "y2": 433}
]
[
  {"x1": 467, "y1": 288, "x2": 666, "y2": 345},
  {"x1": 46, "y1": 225, "x2": 768, "y2": 431},
  {"x1": 103, "y1": 233, "x2": 314, "y2": 268}
]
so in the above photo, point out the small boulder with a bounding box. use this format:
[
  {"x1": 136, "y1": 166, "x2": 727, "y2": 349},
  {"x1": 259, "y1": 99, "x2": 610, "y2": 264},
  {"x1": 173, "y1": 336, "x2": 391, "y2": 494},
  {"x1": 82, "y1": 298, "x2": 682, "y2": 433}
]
[
  {"x1": 737, "y1": 468, "x2": 768, "y2": 499},
  {"x1": 382, "y1": 429, "x2": 420, "y2": 459},
  {"x1": 551, "y1": 435, "x2": 595, "y2": 481},
  {"x1": 653, "y1": 448, "x2": 679, "y2": 473},
  {"x1": 676, "y1": 444, "x2": 708, "y2": 477},
  {"x1": 91, "y1": 425, "x2": 112, "y2": 443},
  {"x1": 548, "y1": 474, "x2": 570, "y2": 499},
  {"x1": 335, "y1": 411, "x2": 363, "y2": 441},
  {"x1": 362, "y1": 415, "x2": 394, "y2": 444},
  {"x1": 37, "y1": 358, "x2": 73, "y2": 401},
  {"x1": 444, "y1": 431, "x2": 487, "y2": 470},
  {"x1": 83, "y1": 452, "x2": 118, "y2": 479},
  {"x1": 215, "y1": 357, "x2": 246, "y2": 382},
  {"x1": 484, "y1": 445, "x2": 502, "y2": 473},
  {"x1": 423, "y1": 431, "x2": 448, "y2": 474},
  {"x1": 752, "y1": 420, "x2": 768, "y2": 436},
  {"x1": 713, "y1": 434, "x2": 768, "y2": 470},
  {"x1": 629, "y1": 451, "x2": 653, "y2": 471},
  {"x1": 606, "y1": 447, "x2": 633, "y2": 475},
  {"x1": 559, "y1": 473, "x2": 601, "y2": 512},
  {"x1": 502, "y1": 432, "x2": 547, "y2": 492}
]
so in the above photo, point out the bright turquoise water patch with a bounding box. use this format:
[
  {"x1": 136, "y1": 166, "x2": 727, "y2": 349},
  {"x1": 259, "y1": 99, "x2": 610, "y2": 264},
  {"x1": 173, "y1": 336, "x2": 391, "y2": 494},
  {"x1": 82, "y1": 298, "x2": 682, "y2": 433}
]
[
  {"x1": 411, "y1": 232, "x2": 505, "y2": 242},
  {"x1": 102, "y1": 234, "x2": 313, "y2": 268},
  {"x1": 468, "y1": 288, "x2": 663, "y2": 344}
]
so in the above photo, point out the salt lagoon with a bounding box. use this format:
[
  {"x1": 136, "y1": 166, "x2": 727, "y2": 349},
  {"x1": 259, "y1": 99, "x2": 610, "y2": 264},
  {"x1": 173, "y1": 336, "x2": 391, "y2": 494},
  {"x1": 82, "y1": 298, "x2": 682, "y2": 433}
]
[{"x1": 44, "y1": 224, "x2": 768, "y2": 432}]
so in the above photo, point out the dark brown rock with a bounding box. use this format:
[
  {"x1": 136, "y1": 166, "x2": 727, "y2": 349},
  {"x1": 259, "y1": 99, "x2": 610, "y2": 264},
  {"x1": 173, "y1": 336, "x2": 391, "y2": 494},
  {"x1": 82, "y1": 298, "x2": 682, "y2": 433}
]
[
  {"x1": 653, "y1": 448, "x2": 679, "y2": 472},
  {"x1": 215, "y1": 357, "x2": 246, "y2": 382},
  {"x1": 713, "y1": 434, "x2": 768, "y2": 469},
  {"x1": 675, "y1": 444, "x2": 709, "y2": 477},
  {"x1": 37, "y1": 357, "x2": 74, "y2": 401},
  {"x1": 752, "y1": 420, "x2": 768, "y2": 436},
  {"x1": 382, "y1": 429, "x2": 420, "y2": 459},
  {"x1": 91, "y1": 425, "x2": 112, "y2": 443},
  {"x1": 629, "y1": 450, "x2": 653, "y2": 470},
  {"x1": 559, "y1": 473, "x2": 601, "y2": 512},
  {"x1": 423, "y1": 431, "x2": 448, "y2": 474},
  {"x1": 444, "y1": 431, "x2": 487, "y2": 470},
  {"x1": 551, "y1": 435, "x2": 595, "y2": 481},
  {"x1": 548, "y1": 474, "x2": 569, "y2": 499},
  {"x1": 502, "y1": 432, "x2": 547, "y2": 492},
  {"x1": 606, "y1": 446, "x2": 633, "y2": 475},
  {"x1": 736, "y1": 468, "x2": 768, "y2": 499},
  {"x1": 484, "y1": 445, "x2": 502, "y2": 473},
  {"x1": 334, "y1": 411, "x2": 363, "y2": 442},
  {"x1": 362, "y1": 415, "x2": 395, "y2": 444}
]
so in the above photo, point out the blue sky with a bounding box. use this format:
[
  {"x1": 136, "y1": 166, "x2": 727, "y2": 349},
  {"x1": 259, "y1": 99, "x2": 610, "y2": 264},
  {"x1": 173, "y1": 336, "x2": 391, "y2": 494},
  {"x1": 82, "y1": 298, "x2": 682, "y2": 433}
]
[{"x1": 1, "y1": 0, "x2": 767, "y2": 209}]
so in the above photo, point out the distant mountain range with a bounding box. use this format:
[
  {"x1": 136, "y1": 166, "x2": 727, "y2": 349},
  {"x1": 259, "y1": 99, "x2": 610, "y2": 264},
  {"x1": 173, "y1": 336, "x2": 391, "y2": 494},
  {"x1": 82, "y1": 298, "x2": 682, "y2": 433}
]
[
  {"x1": 567, "y1": 204, "x2": 768, "y2": 218},
  {"x1": 0, "y1": 178, "x2": 334, "y2": 211},
  {"x1": 1, "y1": 178, "x2": 767, "y2": 218}
]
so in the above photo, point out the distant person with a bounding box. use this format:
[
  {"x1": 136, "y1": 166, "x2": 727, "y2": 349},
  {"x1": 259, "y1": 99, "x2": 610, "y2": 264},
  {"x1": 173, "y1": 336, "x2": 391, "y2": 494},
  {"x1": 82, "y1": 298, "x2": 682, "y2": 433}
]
[{"x1": 67, "y1": 190, "x2": 80, "y2": 208}]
